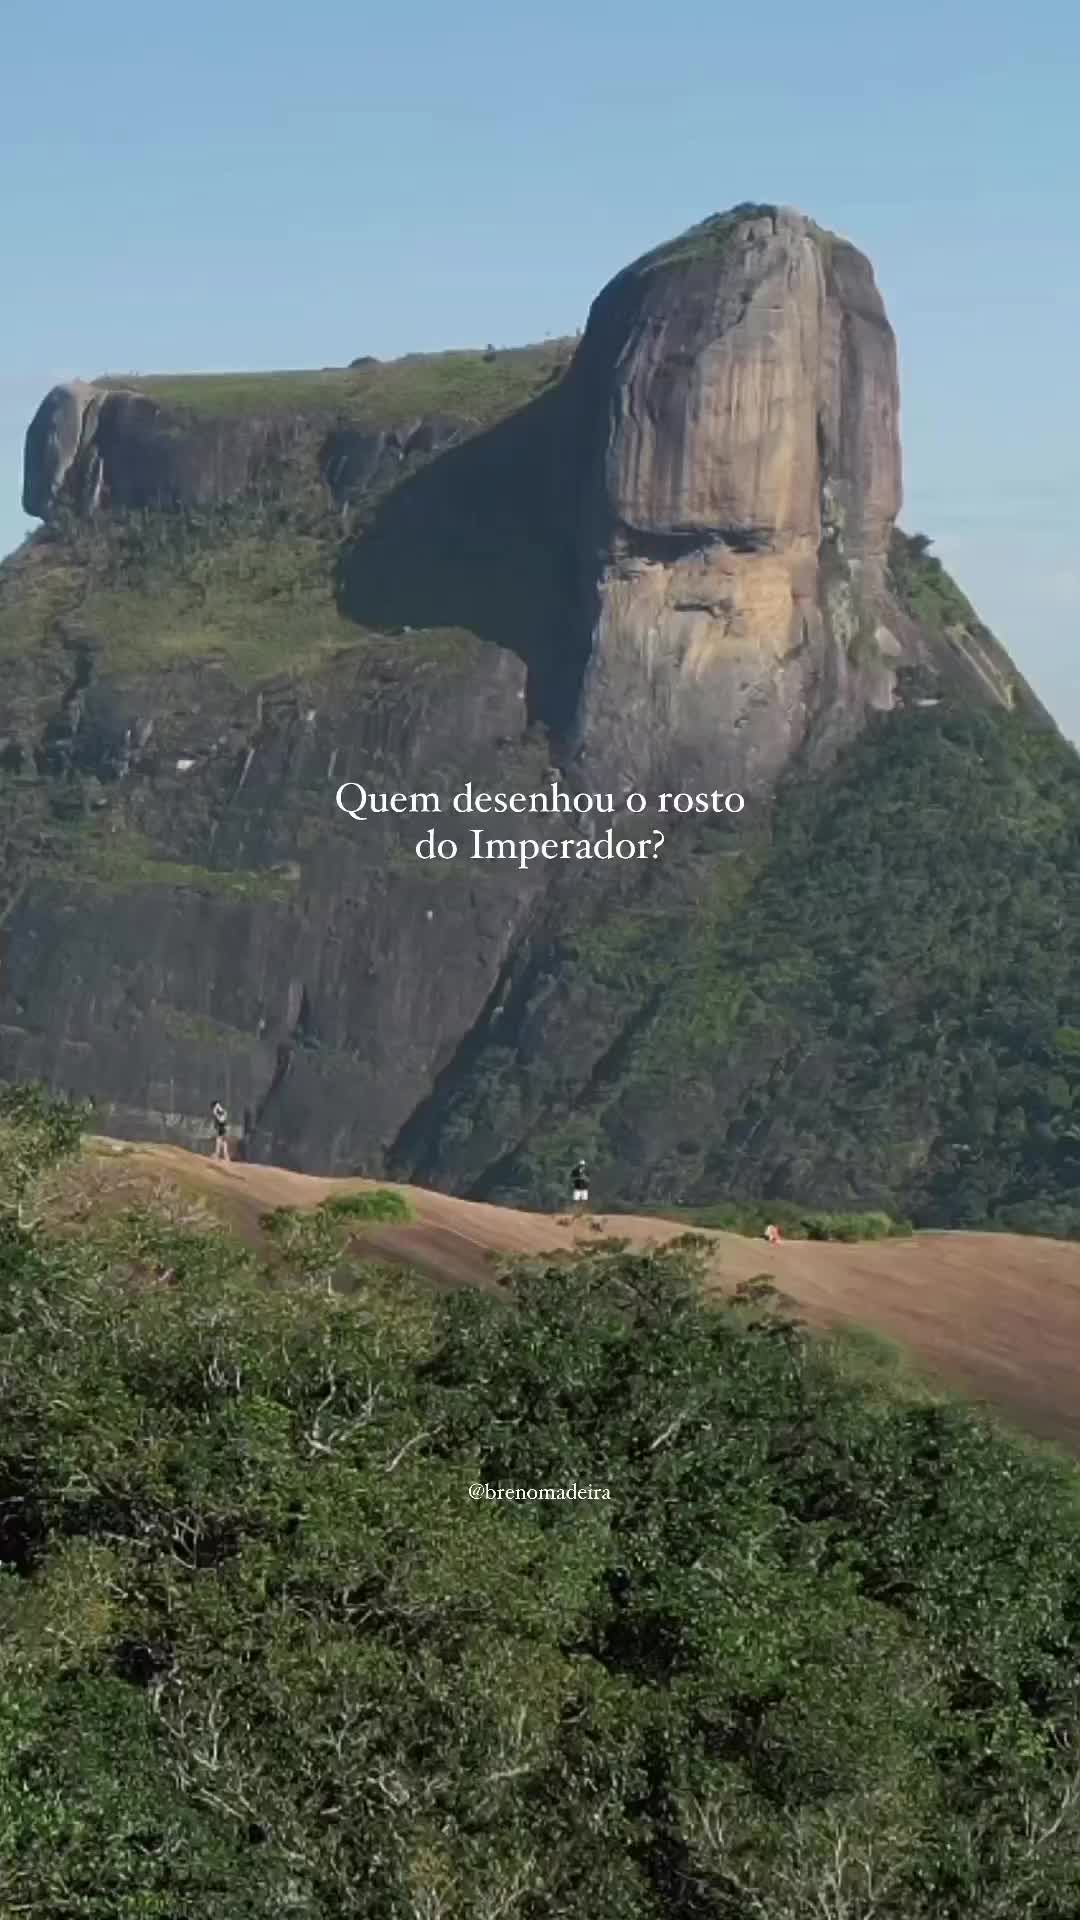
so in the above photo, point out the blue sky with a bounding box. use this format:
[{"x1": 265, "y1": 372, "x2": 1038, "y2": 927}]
[{"x1": 2, "y1": 0, "x2": 1077, "y2": 734}]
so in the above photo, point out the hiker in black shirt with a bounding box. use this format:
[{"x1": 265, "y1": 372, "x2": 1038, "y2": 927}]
[
  {"x1": 571, "y1": 1160, "x2": 589, "y2": 1207},
  {"x1": 211, "y1": 1100, "x2": 230, "y2": 1163}
]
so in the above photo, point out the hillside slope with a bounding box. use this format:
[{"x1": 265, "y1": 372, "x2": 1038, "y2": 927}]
[{"x1": 93, "y1": 1140, "x2": 1080, "y2": 1452}]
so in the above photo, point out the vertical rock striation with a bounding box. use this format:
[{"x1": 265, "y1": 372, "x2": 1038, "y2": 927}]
[{"x1": 562, "y1": 204, "x2": 903, "y2": 793}]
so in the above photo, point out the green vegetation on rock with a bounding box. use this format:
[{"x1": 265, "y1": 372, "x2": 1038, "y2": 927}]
[
  {"x1": 629, "y1": 202, "x2": 780, "y2": 276},
  {"x1": 30, "y1": 500, "x2": 362, "y2": 684},
  {"x1": 888, "y1": 528, "x2": 984, "y2": 639},
  {"x1": 159, "y1": 1009, "x2": 266, "y2": 1056},
  {"x1": 319, "y1": 1186, "x2": 413, "y2": 1222},
  {"x1": 259, "y1": 1190, "x2": 413, "y2": 1291},
  {"x1": 654, "y1": 1200, "x2": 912, "y2": 1241},
  {"x1": 96, "y1": 340, "x2": 574, "y2": 426},
  {"x1": 54, "y1": 820, "x2": 300, "y2": 900}
]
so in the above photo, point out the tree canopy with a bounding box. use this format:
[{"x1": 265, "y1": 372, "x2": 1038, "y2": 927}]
[{"x1": 3, "y1": 1096, "x2": 1080, "y2": 1915}]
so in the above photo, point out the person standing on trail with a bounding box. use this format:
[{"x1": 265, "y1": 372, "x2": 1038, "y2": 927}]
[
  {"x1": 571, "y1": 1159, "x2": 589, "y2": 1210},
  {"x1": 211, "y1": 1100, "x2": 230, "y2": 1163},
  {"x1": 764, "y1": 1222, "x2": 782, "y2": 1246}
]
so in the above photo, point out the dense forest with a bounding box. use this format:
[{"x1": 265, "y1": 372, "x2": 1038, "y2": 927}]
[
  {"x1": 4, "y1": 1090, "x2": 1080, "y2": 1917},
  {"x1": 416, "y1": 691, "x2": 1080, "y2": 1237}
]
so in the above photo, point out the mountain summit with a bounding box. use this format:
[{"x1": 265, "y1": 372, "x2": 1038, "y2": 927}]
[
  {"x1": 24, "y1": 206, "x2": 1035, "y2": 795},
  {"x1": 565, "y1": 203, "x2": 905, "y2": 790}
]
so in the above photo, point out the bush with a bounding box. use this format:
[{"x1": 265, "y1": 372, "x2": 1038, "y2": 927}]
[
  {"x1": 319, "y1": 1187, "x2": 412, "y2": 1223},
  {"x1": 660, "y1": 1197, "x2": 913, "y2": 1241},
  {"x1": 258, "y1": 1189, "x2": 413, "y2": 1292},
  {"x1": 0, "y1": 1082, "x2": 92, "y2": 1226},
  {"x1": 993, "y1": 1195, "x2": 1080, "y2": 1239}
]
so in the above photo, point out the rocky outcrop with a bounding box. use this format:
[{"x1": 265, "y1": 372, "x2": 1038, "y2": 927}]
[
  {"x1": 23, "y1": 381, "x2": 306, "y2": 518},
  {"x1": 576, "y1": 207, "x2": 898, "y2": 552},
  {"x1": 23, "y1": 207, "x2": 1033, "y2": 802},
  {"x1": 321, "y1": 414, "x2": 474, "y2": 502},
  {"x1": 24, "y1": 359, "x2": 528, "y2": 532},
  {"x1": 561, "y1": 205, "x2": 904, "y2": 792},
  {"x1": 23, "y1": 380, "x2": 104, "y2": 518},
  {"x1": 24, "y1": 376, "x2": 480, "y2": 523}
]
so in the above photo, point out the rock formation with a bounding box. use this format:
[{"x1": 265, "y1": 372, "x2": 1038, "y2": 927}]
[
  {"x1": 23, "y1": 205, "x2": 1033, "y2": 793},
  {"x1": 22, "y1": 381, "x2": 302, "y2": 518},
  {"x1": 3, "y1": 203, "x2": 1049, "y2": 1183},
  {"x1": 562, "y1": 205, "x2": 904, "y2": 792}
]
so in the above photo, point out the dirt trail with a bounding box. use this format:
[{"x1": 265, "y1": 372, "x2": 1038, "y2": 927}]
[{"x1": 95, "y1": 1139, "x2": 1080, "y2": 1451}]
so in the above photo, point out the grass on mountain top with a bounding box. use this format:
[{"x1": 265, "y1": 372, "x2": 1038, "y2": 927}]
[
  {"x1": 618, "y1": 204, "x2": 851, "y2": 288},
  {"x1": 30, "y1": 1140, "x2": 226, "y2": 1240},
  {"x1": 628, "y1": 203, "x2": 780, "y2": 276},
  {"x1": 95, "y1": 341, "x2": 576, "y2": 426}
]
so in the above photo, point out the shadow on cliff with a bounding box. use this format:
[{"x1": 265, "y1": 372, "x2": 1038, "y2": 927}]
[{"x1": 336, "y1": 387, "x2": 588, "y2": 738}]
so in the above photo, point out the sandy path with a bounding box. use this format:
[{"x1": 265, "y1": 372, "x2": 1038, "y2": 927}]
[{"x1": 96, "y1": 1140, "x2": 1080, "y2": 1451}]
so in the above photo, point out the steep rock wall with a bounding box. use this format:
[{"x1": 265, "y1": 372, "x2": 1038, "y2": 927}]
[
  {"x1": 0, "y1": 632, "x2": 548, "y2": 1169},
  {"x1": 23, "y1": 383, "x2": 304, "y2": 517},
  {"x1": 562, "y1": 206, "x2": 904, "y2": 792}
]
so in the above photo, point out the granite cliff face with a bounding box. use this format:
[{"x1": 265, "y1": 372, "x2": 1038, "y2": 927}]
[
  {"x1": 24, "y1": 377, "x2": 477, "y2": 524},
  {"x1": 3, "y1": 204, "x2": 1049, "y2": 1186},
  {"x1": 563, "y1": 206, "x2": 903, "y2": 791},
  {"x1": 23, "y1": 381, "x2": 304, "y2": 519}
]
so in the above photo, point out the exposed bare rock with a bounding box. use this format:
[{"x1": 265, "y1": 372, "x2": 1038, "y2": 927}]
[
  {"x1": 322, "y1": 414, "x2": 473, "y2": 502},
  {"x1": 22, "y1": 381, "x2": 307, "y2": 517},
  {"x1": 562, "y1": 205, "x2": 905, "y2": 792},
  {"x1": 22, "y1": 380, "x2": 106, "y2": 518},
  {"x1": 24, "y1": 375, "x2": 480, "y2": 526}
]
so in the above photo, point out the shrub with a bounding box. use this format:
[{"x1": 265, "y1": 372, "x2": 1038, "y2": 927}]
[
  {"x1": 0, "y1": 1083, "x2": 92, "y2": 1227},
  {"x1": 319, "y1": 1187, "x2": 412, "y2": 1223},
  {"x1": 659, "y1": 1197, "x2": 913, "y2": 1241},
  {"x1": 994, "y1": 1195, "x2": 1080, "y2": 1239}
]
